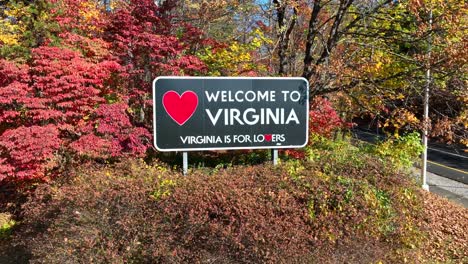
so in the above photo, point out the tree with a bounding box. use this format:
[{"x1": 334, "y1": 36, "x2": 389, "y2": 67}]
[
  {"x1": 344, "y1": 0, "x2": 467, "y2": 144},
  {"x1": 273, "y1": 0, "x2": 298, "y2": 75},
  {"x1": 176, "y1": 0, "x2": 260, "y2": 43},
  {"x1": 0, "y1": 0, "x2": 210, "y2": 182},
  {"x1": 196, "y1": 29, "x2": 269, "y2": 76},
  {"x1": 104, "y1": 0, "x2": 206, "y2": 125},
  {"x1": 0, "y1": 0, "x2": 59, "y2": 59},
  {"x1": 258, "y1": 0, "x2": 466, "y2": 145}
]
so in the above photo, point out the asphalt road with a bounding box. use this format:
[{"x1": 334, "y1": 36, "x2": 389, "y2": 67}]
[{"x1": 352, "y1": 129, "x2": 468, "y2": 184}]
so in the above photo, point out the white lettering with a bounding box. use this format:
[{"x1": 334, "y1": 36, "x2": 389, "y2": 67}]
[
  {"x1": 180, "y1": 135, "x2": 223, "y2": 144},
  {"x1": 290, "y1": 91, "x2": 301, "y2": 102},
  {"x1": 266, "y1": 108, "x2": 279, "y2": 124},
  {"x1": 245, "y1": 91, "x2": 256, "y2": 102},
  {"x1": 205, "y1": 108, "x2": 300, "y2": 126},
  {"x1": 243, "y1": 108, "x2": 259, "y2": 125},
  {"x1": 206, "y1": 109, "x2": 223, "y2": 126},
  {"x1": 235, "y1": 91, "x2": 244, "y2": 102},
  {"x1": 205, "y1": 91, "x2": 220, "y2": 102},
  {"x1": 257, "y1": 91, "x2": 268, "y2": 101},
  {"x1": 230, "y1": 108, "x2": 244, "y2": 125},
  {"x1": 282, "y1": 91, "x2": 289, "y2": 101},
  {"x1": 206, "y1": 90, "x2": 277, "y2": 102},
  {"x1": 285, "y1": 109, "x2": 299, "y2": 124}
]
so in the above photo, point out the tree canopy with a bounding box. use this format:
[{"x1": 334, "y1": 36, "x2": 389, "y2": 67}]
[{"x1": 0, "y1": 0, "x2": 466, "y2": 182}]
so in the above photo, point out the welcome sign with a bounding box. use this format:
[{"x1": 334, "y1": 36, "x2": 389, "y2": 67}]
[{"x1": 153, "y1": 77, "x2": 309, "y2": 151}]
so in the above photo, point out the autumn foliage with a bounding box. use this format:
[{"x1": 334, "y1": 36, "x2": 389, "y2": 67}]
[
  {"x1": 104, "y1": 0, "x2": 206, "y2": 115},
  {"x1": 284, "y1": 97, "x2": 346, "y2": 159},
  {"x1": 1, "y1": 0, "x2": 466, "y2": 182},
  {"x1": 309, "y1": 97, "x2": 345, "y2": 137},
  {"x1": 12, "y1": 158, "x2": 428, "y2": 263},
  {"x1": 70, "y1": 103, "x2": 150, "y2": 159},
  {"x1": 1, "y1": 2, "x2": 466, "y2": 263},
  {"x1": 0, "y1": 125, "x2": 60, "y2": 181},
  {"x1": 0, "y1": 0, "x2": 206, "y2": 182},
  {"x1": 0, "y1": 45, "x2": 126, "y2": 181}
]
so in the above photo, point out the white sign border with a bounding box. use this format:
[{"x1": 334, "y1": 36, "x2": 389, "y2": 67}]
[{"x1": 152, "y1": 76, "x2": 310, "y2": 152}]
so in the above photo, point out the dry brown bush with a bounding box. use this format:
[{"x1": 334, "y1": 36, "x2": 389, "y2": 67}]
[{"x1": 6, "y1": 155, "x2": 437, "y2": 263}]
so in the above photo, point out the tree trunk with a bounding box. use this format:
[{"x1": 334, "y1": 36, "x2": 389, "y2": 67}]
[{"x1": 274, "y1": 0, "x2": 297, "y2": 76}]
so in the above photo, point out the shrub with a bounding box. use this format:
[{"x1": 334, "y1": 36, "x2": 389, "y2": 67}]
[
  {"x1": 366, "y1": 132, "x2": 424, "y2": 171},
  {"x1": 284, "y1": 96, "x2": 346, "y2": 159},
  {"x1": 13, "y1": 154, "x2": 425, "y2": 263},
  {"x1": 308, "y1": 96, "x2": 345, "y2": 137},
  {"x1": 0, "y1": 46, "x2": 121, "y2": 183},
  {"x1": 14, "y1": 159, "x2": 173, "y2": 263},
  {"x1": 0, "y1": 214, "x2": 16, "y2": 239},
  {"x1": 70, "y1": 103, "x2": 151, "y2": 159},
  {"x1": 0, "y1": 125, "x2": 61, "y2": 181}
]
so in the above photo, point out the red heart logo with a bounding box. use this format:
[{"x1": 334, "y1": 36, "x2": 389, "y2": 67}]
[
  {"x1": 163, "y1": 90, "x2": 198, "y2": 126},
  {"x1": 264, "y1": 134, "x2": 272, "y2": 142}
]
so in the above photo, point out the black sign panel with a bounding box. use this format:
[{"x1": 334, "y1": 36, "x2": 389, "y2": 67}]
[{"x1": 153, "y1": 77, "x2": 309, "y2": 151}]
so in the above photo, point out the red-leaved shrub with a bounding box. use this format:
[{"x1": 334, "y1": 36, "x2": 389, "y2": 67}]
[
  {"x1": 0, "y1": 60, "x2": 31, "y2": 127},
  {"x1": 0, "y1": 46, "x2": 121, "y2": 182},
  {"x1": 309, "y1": 96, "x2": 344, "y2": 136},
  {"x1": 28, "y1": 46, "x2": 120, "y2": 125},
  {"x1": 0, "y1": 125, "x2": 61, "y2": 181},
  {"x1": 70, "y1": 103, "x2": 150, "y2": 158},
  {"x1": 0, "y1": 0, "x2": 207, "y2": 183},
  {"x1": 285, "y1": 96, "x2": 345, "y2": 158}
]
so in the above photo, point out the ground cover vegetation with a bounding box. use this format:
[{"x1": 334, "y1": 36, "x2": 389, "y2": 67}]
[
  {"x1": 1, "y1": 136, "x2": 467, "y2": 263},
  {"x1": 0, "y1": 0, "x2": 467, "y2": 262}
]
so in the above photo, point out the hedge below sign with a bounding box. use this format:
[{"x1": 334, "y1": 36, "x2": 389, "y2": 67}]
[{"x1": 153, "y1": 77, "x2": 309, "y2": 151}]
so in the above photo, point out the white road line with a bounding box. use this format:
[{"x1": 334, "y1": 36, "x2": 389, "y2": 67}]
[{"x1": 428, "y1": 147, "x2": 468, "y2": 159}]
